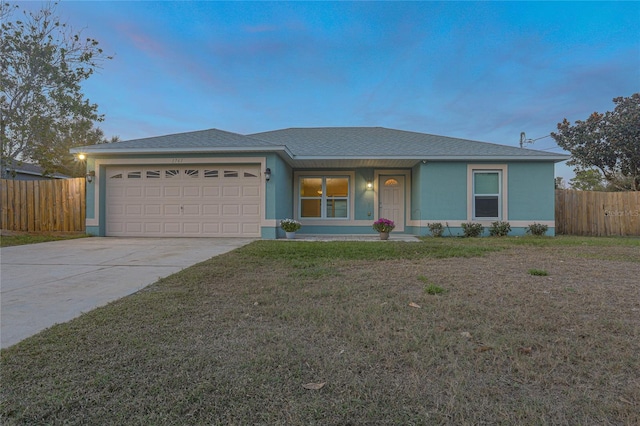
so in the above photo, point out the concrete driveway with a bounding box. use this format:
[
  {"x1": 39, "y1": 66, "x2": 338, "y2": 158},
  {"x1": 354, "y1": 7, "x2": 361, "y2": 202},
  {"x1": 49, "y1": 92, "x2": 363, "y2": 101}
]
[{"x1": 0, "y1": 237, "x2": 254, "y2": 349}]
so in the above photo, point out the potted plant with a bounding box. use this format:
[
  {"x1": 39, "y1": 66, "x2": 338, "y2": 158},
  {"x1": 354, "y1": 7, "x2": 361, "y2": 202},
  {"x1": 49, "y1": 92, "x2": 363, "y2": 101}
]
[
  {"x1": 280, "y1": 218, "x2": 302, "y2": 239},
  {"x1": 372, "y1": 218, "x2": 395, "y2": 240}
]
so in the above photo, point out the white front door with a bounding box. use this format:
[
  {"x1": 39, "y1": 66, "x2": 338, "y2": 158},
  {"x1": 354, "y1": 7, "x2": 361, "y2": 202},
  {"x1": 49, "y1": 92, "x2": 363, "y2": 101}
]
[{"x1": 379, "y1": 175, "x2": 405, "y2": 232}]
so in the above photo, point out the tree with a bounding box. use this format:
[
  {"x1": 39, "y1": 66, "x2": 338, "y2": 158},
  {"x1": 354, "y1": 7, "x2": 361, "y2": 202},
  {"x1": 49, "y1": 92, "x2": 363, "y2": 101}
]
[
  {"x1": 1, "y1": 2, "x2": 112, "y2": 177},
  {"x1": 551, "y1": 93, "x2": 640, "y2": 191},
  {"x1": 569, "y1": 168, "x2": 605, "y2": 191}
]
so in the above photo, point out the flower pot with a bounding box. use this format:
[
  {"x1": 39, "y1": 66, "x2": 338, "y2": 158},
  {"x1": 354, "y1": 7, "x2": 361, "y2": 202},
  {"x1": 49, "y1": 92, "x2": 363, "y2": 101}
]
[
  {"x1": 286, "y1": 231, "x2": 296, "y2": 239},
  {"x1": 379, "y1": 232, "x2": 389, "y2": 240}
]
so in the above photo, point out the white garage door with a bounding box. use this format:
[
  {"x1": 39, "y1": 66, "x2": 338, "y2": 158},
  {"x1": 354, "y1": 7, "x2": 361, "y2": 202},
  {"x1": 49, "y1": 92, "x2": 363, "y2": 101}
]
[{"x1": 105, "y1": 165, "x2": 261, "y2": 237}]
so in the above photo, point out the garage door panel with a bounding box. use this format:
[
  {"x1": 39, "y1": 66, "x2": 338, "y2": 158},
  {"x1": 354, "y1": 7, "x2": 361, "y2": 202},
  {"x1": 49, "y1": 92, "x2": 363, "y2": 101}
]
[
  {"x1": 145, "y1": 186, "x2": 162, "y2": 197},
  {"x1": 182, "y1": 204, "x2": 200, "y2": 215},
  {"x1": 125, "y1": 205, "x2": 142, "y2": 215},
  {"x1": 183, "y1": 186, "x2": 200, "y2": 197},
  {"x1": 107, "y1": 222, "x2": 124, "y2": 233},
  {"x1": 242, "y1": 223, "x2": 260, "y2": 234},
  {"x1": 202, "y1": 204, "x2": 220, "y2": 215},
  {"x1": 243, "y1": 204, "x2": 260, "y2": 216},
  {"x1": 202, "y1": 187, "x2": 220, "y2": 197},
  {"x1": 107, "y1": 204, "x2": 125, "y2": 215},
  {"x1": 183, "y1": 223, "x2": 201, "y2": 234},
  {"x1": 125, "y1": 222, "x2": 143, "y2": 233},
  {"x1": 222, "y1": 205, "x2": 240, "y2": 216},
  {"x1": 164, "y1": 205, "x2": 181, "y2": 215},
  {"x1": 109, "y1": 187, "x2": 125, "y2": 197},
  {"x1": 222, "y1": 223, "x2": 240, "y2": 234},
  {"x1": 202, "y1": 223, "x2": 220, "y2": 234},
  {"x1": 145, "y1": 205, "x2": 162, "y2": 215},
  {"x1": 144, "y1": 222, "x2": 162, "y2": 233},
  {"x1": 106, "y1": 165, "x2": 261, "y2": 237},
  {"x1": 125, "y1": 187, "x2": 143, "y2": 197},
  {"x1": 243, "y1": 186, "x2": 260, "y2": 197},
  {"x1": 163, "y1": 223, "x2": 181, "y2": 233},
  {"x1": 164, "y1": 186, "x2": 181, "y2": 197}
]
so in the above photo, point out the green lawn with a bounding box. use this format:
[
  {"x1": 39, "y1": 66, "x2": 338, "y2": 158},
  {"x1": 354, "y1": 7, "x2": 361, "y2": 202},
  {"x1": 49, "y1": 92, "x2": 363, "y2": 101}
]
[
  {"x1": 1, "y1": 236, "x2": 638, "y2": 425},
  {"x1": 0, "y1": 233, "x2": 89, "y2": 247}
]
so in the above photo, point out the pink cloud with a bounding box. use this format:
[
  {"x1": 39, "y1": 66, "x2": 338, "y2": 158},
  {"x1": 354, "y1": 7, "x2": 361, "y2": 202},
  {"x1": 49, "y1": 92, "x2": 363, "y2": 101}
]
[{"x1": 116, "y1": 23, "x2": 166, "y2": 58}]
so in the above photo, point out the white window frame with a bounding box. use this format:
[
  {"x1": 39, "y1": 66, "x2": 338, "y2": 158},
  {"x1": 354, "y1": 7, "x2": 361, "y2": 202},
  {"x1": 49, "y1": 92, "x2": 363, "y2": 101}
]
[
  {"x1": 467, "y1": 165, "x2": 508, "y2": 222},
  {"x1": 298, "y1": 175, "x2": 350, "y2": 220}
]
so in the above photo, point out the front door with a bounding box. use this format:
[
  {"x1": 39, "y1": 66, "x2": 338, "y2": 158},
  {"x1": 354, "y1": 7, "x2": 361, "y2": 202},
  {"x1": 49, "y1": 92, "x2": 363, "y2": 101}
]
[{"x1": 379, "y1": 175, "x2": 405, "y2": 232}]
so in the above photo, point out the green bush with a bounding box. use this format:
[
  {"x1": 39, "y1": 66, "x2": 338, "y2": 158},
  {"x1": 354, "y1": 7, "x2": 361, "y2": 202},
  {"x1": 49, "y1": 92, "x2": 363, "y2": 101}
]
[
  {"x1": 526, "y1": 223, "x2": 548, "y2": 236},
  {"x1": 489, "y1": 221, "x2": 511, "y2": 237},
  {"x1": 427, "y1": 222, "x2": 444, "y2": 237},
  {"x1": 528, "y1": 268, "x2": 549, "y2": 276},
  {"x1": 461, "y1": 222, "x2": 484, "y2": 237}
]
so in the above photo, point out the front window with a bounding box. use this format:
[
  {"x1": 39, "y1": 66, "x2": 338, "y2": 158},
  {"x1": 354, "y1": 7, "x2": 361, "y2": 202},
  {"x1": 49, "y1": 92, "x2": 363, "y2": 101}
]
[
  {"x1": 473, "y1": 171, "x2": 501, "y2": 219},
  {"x1": 300, "y1": 176, "x2": 349, "y2": 219}
]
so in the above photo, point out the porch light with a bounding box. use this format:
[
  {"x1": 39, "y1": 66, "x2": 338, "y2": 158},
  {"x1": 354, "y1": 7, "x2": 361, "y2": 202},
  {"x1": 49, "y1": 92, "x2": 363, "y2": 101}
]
[
  {"x1": 85, "y1": 170, "x2": 95, "y2": 183},
  {"x1": 76, "y1": 153, "x2": 86, "y2": 161},
  {"x1": 264, "y1": 168, "x2": 271, "y2": 182},
  {"x1": 366, "y1": 181, "x2": 373, "y2": 190}
]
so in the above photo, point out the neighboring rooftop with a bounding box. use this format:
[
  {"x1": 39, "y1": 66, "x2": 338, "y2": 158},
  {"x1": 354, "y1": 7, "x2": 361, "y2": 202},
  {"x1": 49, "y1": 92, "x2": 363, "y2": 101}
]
[{"x1": 1, "y1": 159, "x2": 69, "y2": 179}]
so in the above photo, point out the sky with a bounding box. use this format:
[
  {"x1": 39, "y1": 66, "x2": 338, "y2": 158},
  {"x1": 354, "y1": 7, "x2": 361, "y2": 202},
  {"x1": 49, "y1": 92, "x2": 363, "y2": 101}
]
[{"x1": 17, "y1": 1, "x2": 640, "y2": 181}]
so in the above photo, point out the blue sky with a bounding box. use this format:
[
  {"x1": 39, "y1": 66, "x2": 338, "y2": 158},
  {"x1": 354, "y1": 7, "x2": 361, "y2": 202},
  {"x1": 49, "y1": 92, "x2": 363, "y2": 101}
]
[{"x1": 22, "y1": 1, "x2": 640, "y2": 180}]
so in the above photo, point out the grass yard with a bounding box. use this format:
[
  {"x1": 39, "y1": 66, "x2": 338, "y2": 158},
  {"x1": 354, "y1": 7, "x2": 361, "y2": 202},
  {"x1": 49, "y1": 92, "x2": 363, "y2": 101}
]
[
  {"x1": 0, "y1": 232, "x2": 89, "y2": 247},
  {"x1": 1, "y1": 236, "x2": 639, "y2": 425}
]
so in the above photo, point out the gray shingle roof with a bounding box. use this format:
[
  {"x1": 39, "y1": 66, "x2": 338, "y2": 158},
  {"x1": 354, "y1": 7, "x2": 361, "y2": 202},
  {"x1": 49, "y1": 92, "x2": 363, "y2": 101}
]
[
  {"x1": 249, "y1": 127, "x2": 565, "y2": 160},
  {"x1": 72, "y1": 126, "x2": 568, "y2": 162},
  {"x1": 72, "y1": 128, "x2": 283, "y2": 153}
]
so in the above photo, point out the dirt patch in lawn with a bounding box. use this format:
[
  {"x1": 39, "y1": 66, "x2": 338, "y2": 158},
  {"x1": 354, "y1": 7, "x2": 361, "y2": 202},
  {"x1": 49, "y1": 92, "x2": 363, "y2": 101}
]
[{"x1": 1, "y1": 240, "x2": 638, "y2": 425}]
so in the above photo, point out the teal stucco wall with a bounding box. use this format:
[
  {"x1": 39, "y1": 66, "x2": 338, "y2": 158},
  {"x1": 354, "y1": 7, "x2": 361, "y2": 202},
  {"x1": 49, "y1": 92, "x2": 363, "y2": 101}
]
[
  {"x1": 419, "y1": 162, "x2": 468, "y2": 221},
  {"x1": 264, "y1": 154, "x2": 293, "y2": 239},
  {"x1": 507, "y1": 162, "x2": 555, "y2": 221}
]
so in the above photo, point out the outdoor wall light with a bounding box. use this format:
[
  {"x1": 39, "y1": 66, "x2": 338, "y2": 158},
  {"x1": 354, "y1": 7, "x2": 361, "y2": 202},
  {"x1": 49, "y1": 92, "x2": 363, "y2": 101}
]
[
  {"x1": 85, "y1": 170, "x2": 95, "y2": 183},
  {"x1": 76, "y1": 153, "x2": 86, "y2": 161},
  {"x1": 264, "y1": 168, "x2": 271, "y2": 182},
  {"x1": 366, "y1": 180, "x2": 373, "y2": 190}
]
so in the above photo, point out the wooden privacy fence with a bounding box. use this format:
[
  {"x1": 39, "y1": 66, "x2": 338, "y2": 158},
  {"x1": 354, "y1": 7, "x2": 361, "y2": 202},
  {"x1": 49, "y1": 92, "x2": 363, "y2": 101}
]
[
  {"x1": 555, "y1": 190, "x2": 640, "y2": 236},
  {"x1": 0, "y1": 178, "x2": 85, "y2": 232}
]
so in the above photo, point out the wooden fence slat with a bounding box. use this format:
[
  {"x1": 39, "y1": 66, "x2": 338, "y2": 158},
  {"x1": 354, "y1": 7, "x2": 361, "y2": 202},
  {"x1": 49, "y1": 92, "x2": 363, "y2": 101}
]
[
  {"x1": 555, "y1": 189, "x2": 640, "y2": 236},
  {"x1": 0, "y1": 178, "x2": 85, "y2": 233}
]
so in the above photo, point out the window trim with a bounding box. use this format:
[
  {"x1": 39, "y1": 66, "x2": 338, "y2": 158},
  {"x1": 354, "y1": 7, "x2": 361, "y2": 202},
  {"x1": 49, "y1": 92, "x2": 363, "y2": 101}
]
[
  {"x1": 294, "y1": 171, "x2": 355, "y2": 223},
  {"x1": 467, "y1": 165, "x2": 508, "y2": 221},
  {"x1": 299, "y1": 175, "x2": 350, "y2": 219}
]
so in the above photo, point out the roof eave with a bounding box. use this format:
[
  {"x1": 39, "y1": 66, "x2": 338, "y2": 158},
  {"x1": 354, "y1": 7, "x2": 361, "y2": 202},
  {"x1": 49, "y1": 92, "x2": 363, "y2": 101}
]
[
  {"x1": 71, "y1": 145, "x2": 294, "y2": 158},
  {"x1": 292, "y1": 155, "x2": 570, "y2": 162}
]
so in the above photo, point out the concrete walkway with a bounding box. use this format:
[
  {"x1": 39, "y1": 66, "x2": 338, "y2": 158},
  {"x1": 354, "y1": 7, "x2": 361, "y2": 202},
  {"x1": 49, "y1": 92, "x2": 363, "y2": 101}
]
[
  {"x1": 0, "y1": 237, "x2": 253, "y2": 349},
  {"x1": 292, "y1": 234, "x2": 421, "y2": 242}
]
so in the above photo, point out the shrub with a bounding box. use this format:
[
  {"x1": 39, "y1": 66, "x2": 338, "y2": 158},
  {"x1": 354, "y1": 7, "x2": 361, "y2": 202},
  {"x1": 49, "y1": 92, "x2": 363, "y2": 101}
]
[
  {"x1": 528, "y1": 268, "x2": 549, "y2": 276},
  {"x1": 280, "y1": 219, "x2": 302, "y2": 232},
  {"x1": 427, "y1": 222, "x2": 444, "y2": 237},
  {"x1": 489, "y1": 221, "x2": 511, "y2": 237},
  {"x1": 526, "y1": 223, "x2": 548, "y2": 236},
  {"x1": 461, "y1": 222, "x2": 484, "y2": 237}
]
